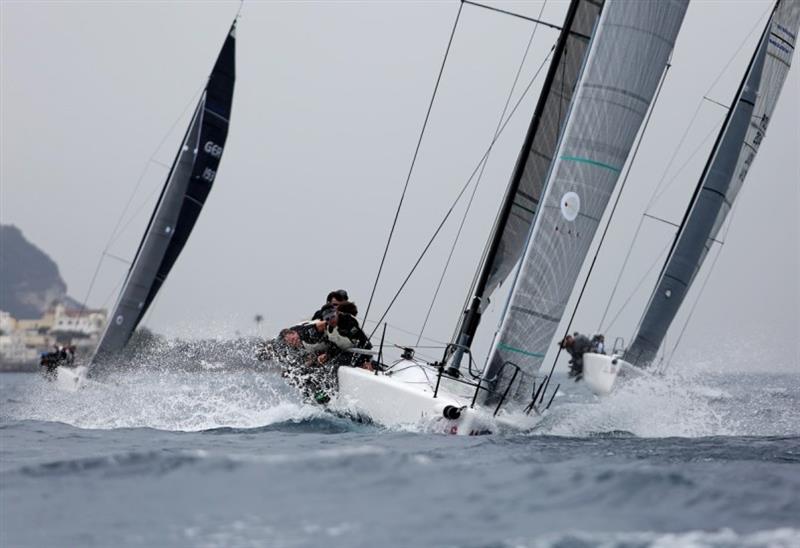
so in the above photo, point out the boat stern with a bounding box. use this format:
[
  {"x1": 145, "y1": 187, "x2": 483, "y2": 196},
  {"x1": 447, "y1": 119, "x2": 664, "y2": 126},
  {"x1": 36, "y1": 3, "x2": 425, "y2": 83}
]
[{"x1": 582, "y1": 353, "x2": 627, "y2": 396}]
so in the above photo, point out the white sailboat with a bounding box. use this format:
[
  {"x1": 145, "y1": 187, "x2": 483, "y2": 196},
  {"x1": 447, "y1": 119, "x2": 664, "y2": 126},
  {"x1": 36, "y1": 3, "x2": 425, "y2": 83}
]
[
  {"x1": 328, "y1": 0, "x2": 688, "y2": 434},
  {"x1": 583, "y1": 0, "x2": 800, "y2": 396}
]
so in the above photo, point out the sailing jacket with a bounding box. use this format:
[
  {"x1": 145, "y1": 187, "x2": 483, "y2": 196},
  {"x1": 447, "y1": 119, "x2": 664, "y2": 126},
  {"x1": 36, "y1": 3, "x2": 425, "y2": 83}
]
[
  {"x1": 567, "y1": 334, "x2": 593, "y2": 365},
  {"x1": 326, "y1": 314, "x2": 371, "y2": 351},
  {"x1": 291, "y1": 321, "x2": 331, "y2": 353}
]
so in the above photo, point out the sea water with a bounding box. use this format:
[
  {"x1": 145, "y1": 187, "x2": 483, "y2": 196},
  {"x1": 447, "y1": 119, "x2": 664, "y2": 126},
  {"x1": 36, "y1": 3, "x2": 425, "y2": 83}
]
[{"x1": 1, "y1": 342, "x2": 798, "y2": 547}]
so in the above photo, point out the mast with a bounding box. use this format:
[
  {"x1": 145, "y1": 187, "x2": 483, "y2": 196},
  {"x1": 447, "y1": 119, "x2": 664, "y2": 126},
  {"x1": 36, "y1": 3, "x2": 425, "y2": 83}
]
[
  {"x1": 626, "y1": 1, "x2": 800, "y2": 367},
  {"x1": 447, "y1": 0, "x2": 603, "y2": 374},
  {"x1": 484, "y1": 0, "x2": 688, "y2": 404},
  {"x1": 91, "y1": 20, "x2": 237, "y2": 365}
]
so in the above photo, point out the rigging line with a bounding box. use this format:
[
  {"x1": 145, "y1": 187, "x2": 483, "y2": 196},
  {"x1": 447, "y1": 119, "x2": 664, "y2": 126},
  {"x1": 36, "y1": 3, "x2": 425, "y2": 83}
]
[
  {"x1": 650, "y1": 120, "x2": 724, "y2": 206},
  {"x1": 367, "y1": 44, "x2": 557, "y2": 340},
  {"x1": 451, "y1": 36, "x2": 563, "y2": 344},
  {"x1": 362, "y1": 319, "x2": 450, "y2": 346},
  {"x1": 639, "y1": 5, "x2": 769, "y2": 217},
  {"x1": 105, "y1": 183, "x2": 163, "y2": 251},
  {"x1": 462, "y1": 0, "x2": 566, "y2": 33},
  {"x1": 605, "y1": 240, "x2": 671, "y2": 335},
  {"x1": 663, "y1": 200, "x2": 742, "y2": 371},
  {"x1": 706, "y1": 4, "x2": 772, "y2": 98},
  {"x1": 108, "y1": 86, "x2": 204, "y2": 248},
  {"x1": 415, "y1": 0, "x2": 549, "y2": 346},
  {"x1": 362, "y1": 1, "x2": 464, "y2": 327},
  {"x1": 597, "y1": 119, "x2": 722, "y2": 332},
  {"x1": 642, "y1": 214, "x2": 725, "y2": 245},
  {"x1": 76, "y1": 84, "x2": 205, "y2": 320},
  {"x1": 103, "y1": 252, "x2": 132, "y2": 265},
  {"x1": 534, "y1": 26, "x2": 569, "y2": 389},
  {"x1": 544, "y1": 62, "x2": 671, "y2": 383},
  {"x1": 703, "y1": 96, "x2": 730, "y2": 110}
]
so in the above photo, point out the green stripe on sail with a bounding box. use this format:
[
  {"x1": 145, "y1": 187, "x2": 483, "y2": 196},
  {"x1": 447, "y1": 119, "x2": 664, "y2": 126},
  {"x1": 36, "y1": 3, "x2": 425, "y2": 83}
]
[
  {"x1": 497, "y1": 343, "x2": 546, "y2": 358},
  {"x1": 560, "y1": 155, "x2": 621, "y2": 173}
]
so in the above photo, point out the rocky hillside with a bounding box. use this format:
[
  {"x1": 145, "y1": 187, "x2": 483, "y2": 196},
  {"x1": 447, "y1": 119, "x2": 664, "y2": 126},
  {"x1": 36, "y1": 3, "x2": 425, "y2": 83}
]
[{"x1": 0, "y1": 224, "x2": 74, "y2": 319}]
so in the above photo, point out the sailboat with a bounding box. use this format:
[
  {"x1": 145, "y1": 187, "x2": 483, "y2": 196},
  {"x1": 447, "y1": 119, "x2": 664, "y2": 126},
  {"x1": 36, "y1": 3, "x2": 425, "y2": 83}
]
[
  {"x1": 582, "y1": 0, "x2": 800, "y2": 396},
  {"x1": 330, "y1": 0, "x2": 688, "y2": 434},
  {"x1": 54, "y1": 19, "x2": 237, "y2": 389}
]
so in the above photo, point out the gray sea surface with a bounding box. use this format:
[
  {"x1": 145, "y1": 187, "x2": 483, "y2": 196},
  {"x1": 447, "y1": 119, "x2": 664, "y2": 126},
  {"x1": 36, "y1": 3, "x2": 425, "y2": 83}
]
[{"x1": 1, "y1": 343, "x2": 798, "y2": 548}]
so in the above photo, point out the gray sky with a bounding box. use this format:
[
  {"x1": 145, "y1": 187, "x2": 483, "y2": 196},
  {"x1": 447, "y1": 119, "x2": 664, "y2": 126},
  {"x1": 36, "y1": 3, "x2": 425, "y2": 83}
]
[{"x1": 2, "y1": 1, "x2": 798, "y2": 370}]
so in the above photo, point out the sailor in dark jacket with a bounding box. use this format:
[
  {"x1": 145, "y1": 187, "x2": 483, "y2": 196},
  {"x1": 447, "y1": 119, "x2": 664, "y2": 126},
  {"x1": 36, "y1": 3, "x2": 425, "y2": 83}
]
[
  {"x1": 311, "y1": 289, "x2": 349, "y2": 321},
  {"x1": 559, "y1": 332, "x2": 593, "y2": 380},
  {"x1": 257, "y1": 321, "x2": 337, "y2": 404},
  {"x1": 325, "y1": 301, "x2": 372, "y2": 367}
]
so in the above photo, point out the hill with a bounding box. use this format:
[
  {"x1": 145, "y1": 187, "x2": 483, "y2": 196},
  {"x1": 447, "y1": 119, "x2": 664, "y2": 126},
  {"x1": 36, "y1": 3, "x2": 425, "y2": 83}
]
[{"x1": 0, "y1": 224, "x2": 76, "y2": 319}]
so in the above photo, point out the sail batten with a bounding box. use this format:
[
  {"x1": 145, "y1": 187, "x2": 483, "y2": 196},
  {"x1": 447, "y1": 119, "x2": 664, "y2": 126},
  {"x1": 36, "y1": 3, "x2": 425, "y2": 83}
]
[
  {"x1": 91, "y1": 21, "x2": 236, "y2": 365},
  {"x1": 484, "y1": 0, "x2": 689, "y2": 403},
  {"x1": 627, "y1": 1, "x2": 800, "y2": 367}
]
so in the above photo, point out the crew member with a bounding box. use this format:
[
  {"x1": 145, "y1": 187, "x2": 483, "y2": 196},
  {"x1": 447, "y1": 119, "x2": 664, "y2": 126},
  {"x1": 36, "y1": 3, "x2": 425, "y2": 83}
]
[
  {"x1": 591, "y1": 334, "x2": 606, "y2": 355},
  {"x1": 311, "y1": 289, "x2": 349, "y2": 321},
  {"x1": 325, "y1": 301, "x2": 373, "y2": 368},
  {"x1": 559, "y1": 332, "x2": 593, "y2": 380},
  {"x1": 263, "y1": 321, "x2": 337, "y2": 404}
]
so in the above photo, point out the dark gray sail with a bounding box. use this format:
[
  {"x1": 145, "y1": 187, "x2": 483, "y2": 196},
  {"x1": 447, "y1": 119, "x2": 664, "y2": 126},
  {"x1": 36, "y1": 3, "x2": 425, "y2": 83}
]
[
  {"x1": 92, "y1": 21, "x2": 236, "y2": 364},
  {"x1": 482, "y1": 0, "x2": 602, "y2": 298},
  {"x1": 627, "y1": 1, "x2": 800, "y2": 367},
  {"x1": 448, "y1": 0, "x2": 602, "y2": 373},
  {"x1": 485, "y1": 0, "x2": 688, "y2": 403}
]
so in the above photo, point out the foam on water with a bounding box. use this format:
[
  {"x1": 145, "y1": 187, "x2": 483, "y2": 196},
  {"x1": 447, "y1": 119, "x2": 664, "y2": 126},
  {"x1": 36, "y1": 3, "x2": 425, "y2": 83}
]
[
  {"x1": 4, "y1": 367, "x2": 327, "y2": 432},
  {"x1": 3, "y1": 337, "x2": 797, "y2": 438},
  {"x1": 538, "y1": 370, "x2": 730, "y2": 438},
  {"x1": 521, "y1": 527, "x2": 800, "y2": 548}
]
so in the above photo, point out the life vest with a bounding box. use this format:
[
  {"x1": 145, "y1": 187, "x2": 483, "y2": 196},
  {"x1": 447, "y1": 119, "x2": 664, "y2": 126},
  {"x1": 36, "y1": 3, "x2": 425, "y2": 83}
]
[
  {"x1": 326, "y1": 314, "x2": 371, "y2": 351},
  {"x1": 326, "y1": 325, "x2": 354, "y2": 350}
]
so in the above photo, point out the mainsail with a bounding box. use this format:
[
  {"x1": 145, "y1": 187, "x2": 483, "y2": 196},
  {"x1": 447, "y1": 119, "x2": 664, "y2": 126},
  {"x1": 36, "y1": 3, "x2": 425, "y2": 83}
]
[
  {"x1": 449, "y1": 0, "x2": 602, "y2": 372},
  {"x1": 484, "y1": 0, "x2": 688, "y2": 401},
  {"x1": 626, "y1": 0, "x2": 800, "y2": 367},
  {"x1": 92, "y1": 21, "x2": 237, "y2": 364}
]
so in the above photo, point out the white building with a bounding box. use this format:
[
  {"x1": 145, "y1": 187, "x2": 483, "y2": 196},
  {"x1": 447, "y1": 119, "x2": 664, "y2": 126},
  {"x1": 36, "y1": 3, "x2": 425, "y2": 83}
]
[{"x1": 50, "y1": 303, "x2": 106, "y2": 338}]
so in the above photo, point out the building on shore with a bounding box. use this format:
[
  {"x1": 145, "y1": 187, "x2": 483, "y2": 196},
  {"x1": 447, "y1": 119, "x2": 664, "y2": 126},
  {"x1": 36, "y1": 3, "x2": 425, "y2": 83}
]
[{"x1": 0, "y1": 304, "x2": 107, "y2": 370}]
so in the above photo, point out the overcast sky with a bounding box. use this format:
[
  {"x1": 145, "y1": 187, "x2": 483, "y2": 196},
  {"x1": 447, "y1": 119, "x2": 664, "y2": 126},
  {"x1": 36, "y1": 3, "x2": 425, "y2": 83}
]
[{"x1": 2, "y1": 1, "x2": 798, "y2": 371}]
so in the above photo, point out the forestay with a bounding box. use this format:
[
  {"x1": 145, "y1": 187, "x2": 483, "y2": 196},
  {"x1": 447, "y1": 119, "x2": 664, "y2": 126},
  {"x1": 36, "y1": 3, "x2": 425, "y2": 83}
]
[
  {"x1": 484, "y1": 0, "x2": 688, "y2": 402},
  {"x1": 481, "y1": 0, "x2": 602, "y2": 299},
  {"x1": 92, "y1": 22, "x2": 237, "y2": 364},
  {"x1": 627, "y1": 0, "x2": 800, "y2": 367}
]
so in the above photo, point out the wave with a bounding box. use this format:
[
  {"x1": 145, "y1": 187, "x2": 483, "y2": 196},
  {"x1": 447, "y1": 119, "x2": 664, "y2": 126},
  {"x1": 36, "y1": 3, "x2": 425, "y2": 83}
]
[
  {"x1": 3, "y1": 336, "x2": 798, "y2": 437},
  {"x1": 508, "y1": 528, "x2": 800, "y2": 548},
  {"x1": 9, "y1": 443, "x2": 389, "y2": 481},
  {"x1": 534, "y1": 367, "x2": 800, "y2": 438}
]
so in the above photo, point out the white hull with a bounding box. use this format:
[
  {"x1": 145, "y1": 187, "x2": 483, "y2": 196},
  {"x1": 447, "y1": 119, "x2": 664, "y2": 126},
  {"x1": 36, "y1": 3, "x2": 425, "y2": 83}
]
[
  {"x1": 582, "y1": 353, "x2": 638, "y2": 396},
  {"x1": 54, "y1": 365, "x2": 88, "y2": 392},
  {"x1": 336, "y1": 361, "x2": 540, "y2": 435}
]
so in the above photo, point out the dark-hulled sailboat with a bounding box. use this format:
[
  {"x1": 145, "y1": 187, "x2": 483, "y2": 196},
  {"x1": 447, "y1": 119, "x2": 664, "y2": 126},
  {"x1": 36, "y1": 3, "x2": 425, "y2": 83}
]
[{"x1": 90, "y1": 20, "x2": 237, "y2": 366}]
